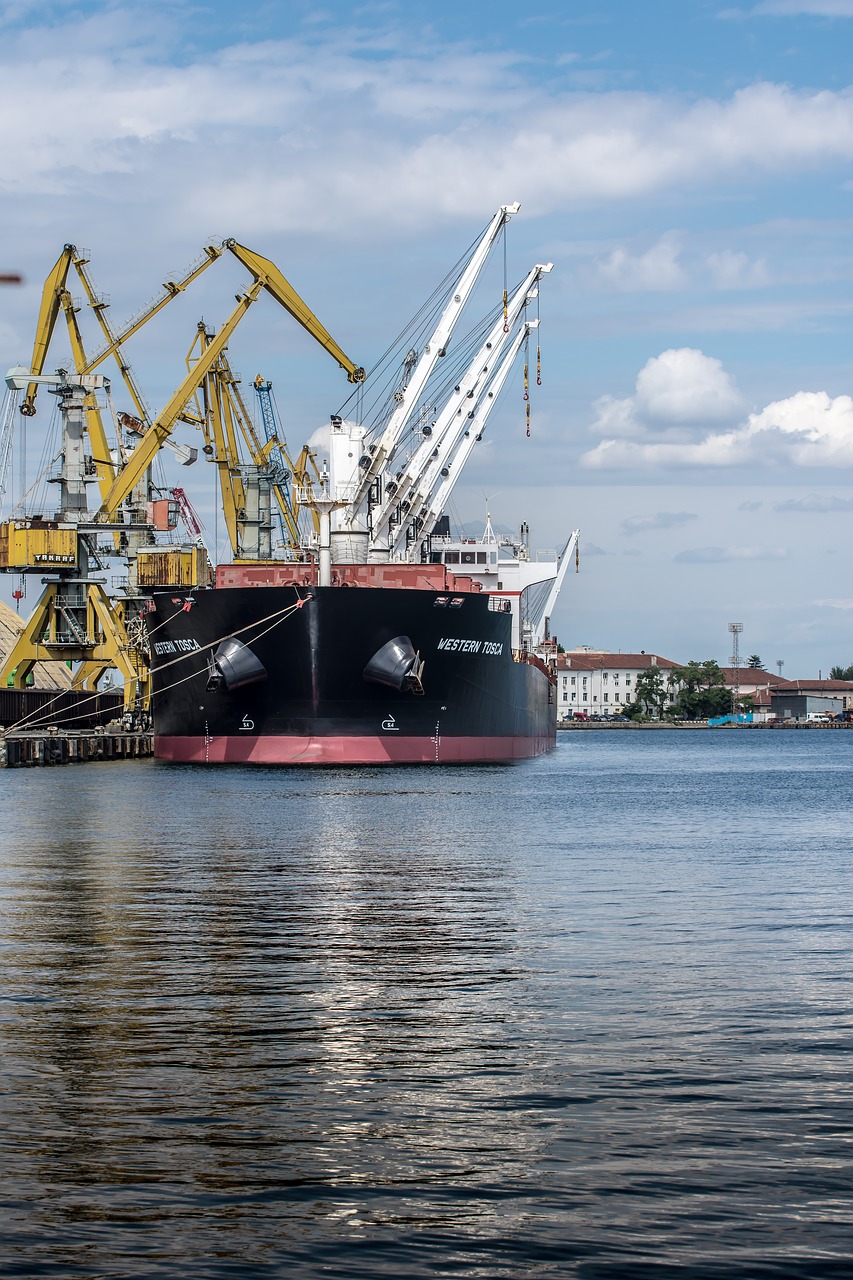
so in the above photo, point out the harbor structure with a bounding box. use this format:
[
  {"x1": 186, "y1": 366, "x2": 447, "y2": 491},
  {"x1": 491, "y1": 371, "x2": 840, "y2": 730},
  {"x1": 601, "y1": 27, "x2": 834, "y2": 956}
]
[{"x1": 553, "y1": 649, "x2": 679, "y2": 717}]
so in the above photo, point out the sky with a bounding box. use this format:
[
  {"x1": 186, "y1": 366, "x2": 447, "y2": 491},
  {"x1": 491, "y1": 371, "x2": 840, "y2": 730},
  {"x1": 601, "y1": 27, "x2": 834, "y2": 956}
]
[{"x1": 1, "y1": 0, "x2": 853, "y2": 674}]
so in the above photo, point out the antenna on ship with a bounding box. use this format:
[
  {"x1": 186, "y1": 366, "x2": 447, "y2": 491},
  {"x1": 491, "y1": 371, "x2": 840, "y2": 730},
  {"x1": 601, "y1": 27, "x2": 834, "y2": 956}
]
[{"x1": 482, "y1": 493, "x2": 500, "y2": 544}]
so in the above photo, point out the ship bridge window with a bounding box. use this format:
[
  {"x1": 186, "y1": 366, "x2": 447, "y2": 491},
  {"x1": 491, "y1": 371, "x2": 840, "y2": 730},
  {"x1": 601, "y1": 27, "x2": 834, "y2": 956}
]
[
  {"x1": 461, "y1": 551, "x2": 476, "y2": 565},
  {"x1": 477, "y1": 552, "x2": 487, "y2": 564},
  {"x1": 445, "y1": 551, "x2": 460, "y2": 564}
]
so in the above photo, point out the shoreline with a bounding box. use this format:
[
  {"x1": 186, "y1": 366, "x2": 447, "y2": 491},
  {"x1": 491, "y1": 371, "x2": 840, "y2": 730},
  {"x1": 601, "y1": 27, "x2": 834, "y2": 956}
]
[{"x1": 557, "y1": 720, "x2": 852, "y2": 731}]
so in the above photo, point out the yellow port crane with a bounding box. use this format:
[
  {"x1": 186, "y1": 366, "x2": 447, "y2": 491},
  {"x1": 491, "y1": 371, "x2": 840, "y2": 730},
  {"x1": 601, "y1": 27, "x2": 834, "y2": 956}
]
[
  {"x1": 92, "y1": 240, "x2": 363, "y2": 523},
  {"x1": 176, "y1": 333, "x2": 320, "y2": 561},
  {"x1": 1, "y1": 239, "x2": 363, "y2": 708}
]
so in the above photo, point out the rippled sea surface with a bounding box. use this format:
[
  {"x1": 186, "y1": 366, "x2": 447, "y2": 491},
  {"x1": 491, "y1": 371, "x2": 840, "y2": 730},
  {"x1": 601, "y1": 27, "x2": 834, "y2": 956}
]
[{"x1": 2, "y1": 730, "x2": 853, "y2": 1278}]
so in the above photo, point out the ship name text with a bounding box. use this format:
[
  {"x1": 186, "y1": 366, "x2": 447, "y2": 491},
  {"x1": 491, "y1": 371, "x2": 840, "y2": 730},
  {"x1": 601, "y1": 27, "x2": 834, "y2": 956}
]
[
  {"x1": 437, "y1": 637, "x2": 503, "y2": 655},
  {"x1": 153, "y1": 638, "x2": 201, "y2": 656}
]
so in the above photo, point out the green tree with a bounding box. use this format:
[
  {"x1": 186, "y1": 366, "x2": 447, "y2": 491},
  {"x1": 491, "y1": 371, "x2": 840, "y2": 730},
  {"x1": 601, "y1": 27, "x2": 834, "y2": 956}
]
[
  {"x1": 669, "y1": 659, "x2": 729, "y2": 720},
  {"x1": 746, "y1": 654, "x2": 763, "y2": 669},
  {"x1": 829, "y1": 665, "x2": 853, "y2": 680},
  {"x1": 634, "y1": 666, "x2": 668, "y2": 719}
]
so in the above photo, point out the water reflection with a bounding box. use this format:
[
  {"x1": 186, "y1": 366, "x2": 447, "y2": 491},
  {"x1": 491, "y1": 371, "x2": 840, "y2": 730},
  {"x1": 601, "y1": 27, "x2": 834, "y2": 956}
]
[
  {"x1": 1, "y1": 763, "x2": 555, "y2": 1275},
  {"x1": 1, "y1": 738, "x2": 853, "y2": 1277}
]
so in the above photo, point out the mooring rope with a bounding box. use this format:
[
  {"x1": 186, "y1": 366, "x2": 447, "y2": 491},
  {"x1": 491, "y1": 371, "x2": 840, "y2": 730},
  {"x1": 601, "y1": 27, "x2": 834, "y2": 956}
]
[{"x1": 1, "y1": 594, "x2": 312, "y2": 737}]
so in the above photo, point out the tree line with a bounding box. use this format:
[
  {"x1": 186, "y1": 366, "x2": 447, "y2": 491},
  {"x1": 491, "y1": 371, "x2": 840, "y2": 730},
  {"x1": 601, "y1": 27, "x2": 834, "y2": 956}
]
[
  {"x1": 618, "y1": 656, "x2": 853, "y2": 721},
  {"x1": 623, "y1": 660, "x2": 748, "y2": 721}
]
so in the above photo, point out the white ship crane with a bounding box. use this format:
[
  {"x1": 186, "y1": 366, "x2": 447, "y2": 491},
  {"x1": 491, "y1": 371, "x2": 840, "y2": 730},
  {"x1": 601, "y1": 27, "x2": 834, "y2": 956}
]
[
  {"x1": 0, "y1": 386, "x2": 17, "y2": 514},
  {"x1": 524, "y1": 530, "x2": 580, "y2": 648},
  {"x1": 343, "y1": 203, "x2": 521, "y2": 525},
  {"x1": 369, "y1": 262, "x2": 552, "y2": 555},
  {"x1": 392, "y1": 319, "x2": 538, "y2": 560}
]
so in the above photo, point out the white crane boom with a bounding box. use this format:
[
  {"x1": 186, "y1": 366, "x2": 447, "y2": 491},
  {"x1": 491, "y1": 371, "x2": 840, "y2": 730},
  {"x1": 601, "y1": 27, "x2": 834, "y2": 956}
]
[
  {"x1": 394, "y1": 320, "x2": 536, "y2": 558},
  {"x1": 370, "y1": 262, "x2": 552, "y2": 547},
  {"x1": 528, "y1": 530, "x2": 580, "y2": 646},
  {"x1": 350, "y1": 202, "x2": 520, "y2": 512},
  {"x1": 0, "y1": 387, "x2": 17, "y2": 513}
]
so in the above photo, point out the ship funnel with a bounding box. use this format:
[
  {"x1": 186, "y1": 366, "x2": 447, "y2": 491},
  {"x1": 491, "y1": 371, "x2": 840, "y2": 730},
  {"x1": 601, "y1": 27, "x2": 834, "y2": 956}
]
[
  {"x1": 206, "y1": 638, "x2": 267, "y2": 692},
  {"x1": 363, "y1": 636, "x2": 425, "y2": 695}
]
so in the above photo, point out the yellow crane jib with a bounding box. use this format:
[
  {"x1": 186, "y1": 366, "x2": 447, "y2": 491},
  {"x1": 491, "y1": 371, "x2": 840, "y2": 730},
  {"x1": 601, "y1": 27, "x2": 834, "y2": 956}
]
[
  {"x1": 224, "y1": 241, "x2": 365, "y2": 384},
  {"x1": 19, "y1": 244, "x2": 75, "y2": 416},
  {"x1": 97, "y1": 282, "x2": 265, "y2": 520}
]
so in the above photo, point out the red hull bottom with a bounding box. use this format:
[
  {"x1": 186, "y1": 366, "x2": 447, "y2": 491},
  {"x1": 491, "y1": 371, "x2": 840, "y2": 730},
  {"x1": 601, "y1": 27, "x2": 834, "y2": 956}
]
[{"x1": 154, "y1": 734, "x2": 554, "y2": 765}]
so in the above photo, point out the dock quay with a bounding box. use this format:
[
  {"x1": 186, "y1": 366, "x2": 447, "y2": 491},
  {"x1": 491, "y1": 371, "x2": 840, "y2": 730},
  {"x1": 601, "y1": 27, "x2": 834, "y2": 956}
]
[
  {"x1": 1, "y1": 729, "x2": 153, "y2": 767},
  {"x1": 0, "y1": 686, "x2": 151, "y2": 766}
]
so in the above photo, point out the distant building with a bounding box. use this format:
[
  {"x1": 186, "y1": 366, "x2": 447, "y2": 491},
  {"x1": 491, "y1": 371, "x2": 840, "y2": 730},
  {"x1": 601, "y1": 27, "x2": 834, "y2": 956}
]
[
  {"x1": 770, "y1": 679, "x2": 853, "y2": 715},
  {"x1": 770, "y1": 693, "x2": 844, "y2": 722},
  {"x1": 718, "y1": 668, "x2": 788, "y2": 699},
  {"x1": 553, "y1": 648, "x2": 679, "y2": 717}
]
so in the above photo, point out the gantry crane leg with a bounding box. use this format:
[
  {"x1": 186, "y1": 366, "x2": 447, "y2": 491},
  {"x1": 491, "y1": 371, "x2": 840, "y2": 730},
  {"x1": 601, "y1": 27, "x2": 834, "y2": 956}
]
[
  {"x1": 0, "y1": 585, "x2": 61, "y2": 690},
  {"x1": 0, "y1": 582, "x2": 150, "y2": 711}
]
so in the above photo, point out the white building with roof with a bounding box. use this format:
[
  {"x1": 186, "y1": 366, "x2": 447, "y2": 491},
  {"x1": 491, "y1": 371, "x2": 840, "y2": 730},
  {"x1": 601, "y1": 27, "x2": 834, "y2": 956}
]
[{"x1": 553, "y1": 647, "x2": 680, "y2": 718}]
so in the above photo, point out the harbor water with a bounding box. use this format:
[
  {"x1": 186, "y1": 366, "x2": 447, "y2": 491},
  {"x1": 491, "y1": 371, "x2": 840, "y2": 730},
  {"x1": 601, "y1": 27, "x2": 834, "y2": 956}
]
[{"x1": 1, "y1": 731, "x2": 852, "y2": 1278}]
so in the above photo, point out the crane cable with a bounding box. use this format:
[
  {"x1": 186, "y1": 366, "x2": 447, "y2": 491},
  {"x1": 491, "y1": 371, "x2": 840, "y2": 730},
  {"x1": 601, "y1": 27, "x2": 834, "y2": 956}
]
[
  {"x1": 0, "y1": 593, "x2": 313, "y2": 738},
  {"x1": 502, "y1": 222, "x2": 509, "y2": 333},
  {"x1": 524, "y1": 328, "x2": 531, "y2": 438}
]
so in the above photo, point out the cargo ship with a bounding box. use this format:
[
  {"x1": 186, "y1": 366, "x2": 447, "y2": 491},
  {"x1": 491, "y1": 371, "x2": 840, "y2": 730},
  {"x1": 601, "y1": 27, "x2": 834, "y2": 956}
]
[
  {"x1": 148, "y1": 515, "x2": 577, "y2": 764},
  {"x1": 146, "y1": 204, "x2": 580, "y2": 764}
]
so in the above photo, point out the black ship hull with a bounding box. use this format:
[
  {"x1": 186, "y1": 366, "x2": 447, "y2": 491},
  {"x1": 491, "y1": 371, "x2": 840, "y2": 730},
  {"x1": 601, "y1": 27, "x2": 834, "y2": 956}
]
[{"x1": 147, "y1": 584, "x2": 556, "y2": 764}]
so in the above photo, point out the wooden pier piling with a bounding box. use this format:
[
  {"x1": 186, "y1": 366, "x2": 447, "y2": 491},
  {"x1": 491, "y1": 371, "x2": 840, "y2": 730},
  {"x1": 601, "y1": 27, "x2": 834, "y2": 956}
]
[{"x1": 0, "y1": 730, "x2": 153, "y2": 767}]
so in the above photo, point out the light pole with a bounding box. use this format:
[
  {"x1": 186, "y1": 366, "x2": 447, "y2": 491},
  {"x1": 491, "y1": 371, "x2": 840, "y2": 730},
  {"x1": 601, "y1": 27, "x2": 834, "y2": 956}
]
[{"x1": 729, "y1": 622, "x2": 743, "y2": 717}]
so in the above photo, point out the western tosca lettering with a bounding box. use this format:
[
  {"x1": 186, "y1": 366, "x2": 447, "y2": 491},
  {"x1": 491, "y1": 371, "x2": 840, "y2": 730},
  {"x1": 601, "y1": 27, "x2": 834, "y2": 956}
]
[{"x1": 437, "y1": 638, "x2": 503, "y2": 655}]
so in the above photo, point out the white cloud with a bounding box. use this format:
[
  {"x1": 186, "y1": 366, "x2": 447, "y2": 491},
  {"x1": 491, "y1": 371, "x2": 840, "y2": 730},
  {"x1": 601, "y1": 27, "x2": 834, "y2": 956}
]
[
  {"x1": 706, "y1": 249, "x2": 771, "y2": 289},
  {"x1": 587, "y1": 394, "x2": 640, "y2": 439},
  {"x1": 752, "y1": 1, "x2": 853, "y2": 15},
  {"x1": 587, "y1": 232, "x2": 686, "y2": 292},
  {"x1": 588, "y1": 348, "x2": 744, "y2": 442},
  {"x1": 674, "y1": 545, "x2": 789, "y2": 562},
  {"x1": 636, "y1": 349, "x2": 743, "y2": 425},
  {"x1": 583, "y1": 238, "x2": 772, "y2": 296},
  {"x1": 1, "y1": 10, "x2": 853, "y2": 236},
  {"x1": 774, "y1": 493, "x2": 853, "y2": 510},
  {"x1": 813, "y1": 597, "x2": 853, "y2": 608},
  {"x1": 583, "y1": 347, "x2": 853, "y2": 470},
  {"x1": 621, "y1": 511, "x2": 698, "y2": 534}
]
